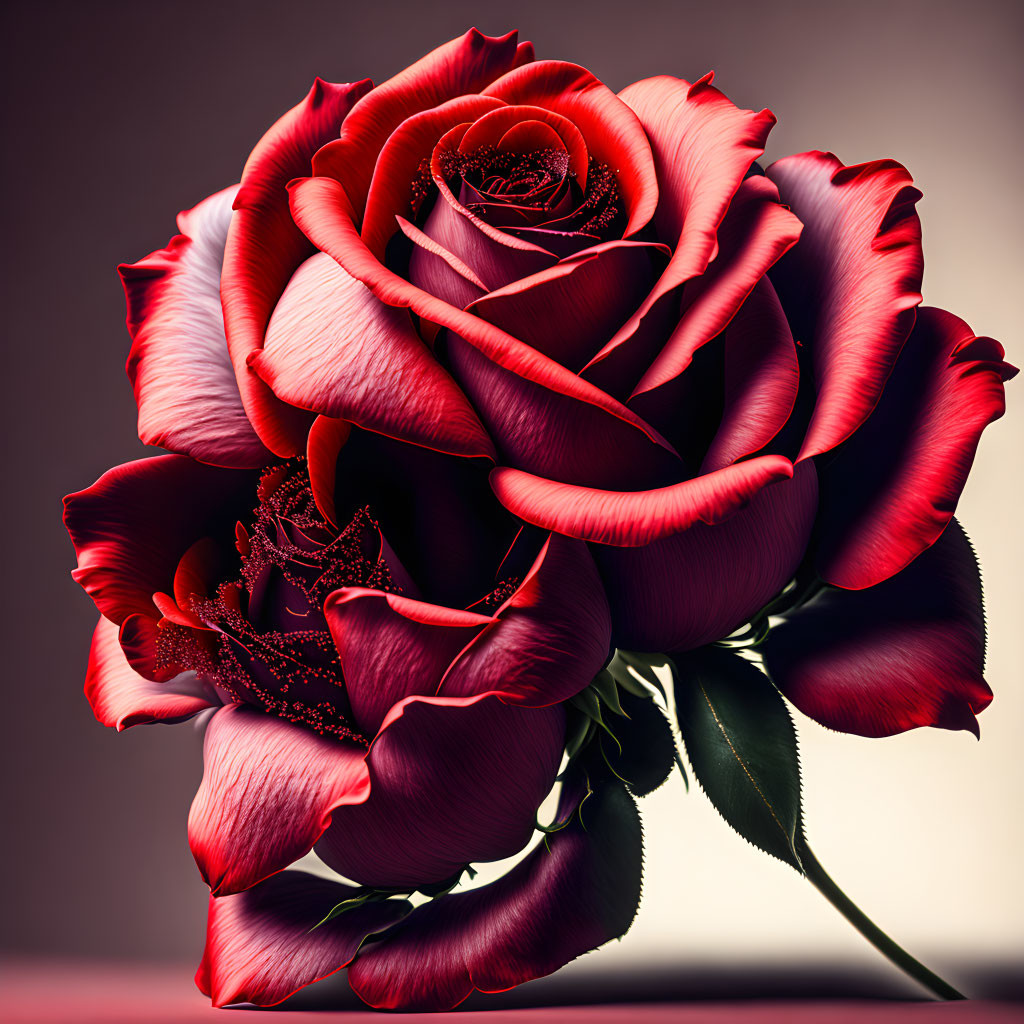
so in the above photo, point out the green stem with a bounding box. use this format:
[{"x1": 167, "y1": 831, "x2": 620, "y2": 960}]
[{"x1": 800, "y1": 842, "x2": 965, "y2": 1001}]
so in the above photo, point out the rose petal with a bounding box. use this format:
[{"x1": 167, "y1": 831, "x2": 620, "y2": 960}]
[
  {"x1": 316, "y1": 693, "x2": 564, "y2": 888},
  {"x1": 815, "y1": 306, "x2": 1015, "y2": 589},
  {"x1": 84, "y1": 616, "x2": 218, "y2": 731},
  {"x1": 766, "y1": 151, "x2": 924, "y2": 460},
  {"x1": 594, "y1": 461, "x2": 818, "y2": 651},
  {"x1": 762, "y1": 519, "x2": 992, "y2": 737},
  {"x1": 64, "y1": 456, "x2": 256, "y2": 624},
  {"x1": 347, "y1": 777, "x2": 642, "y2": 1011},
  {"x1": 188, "y1": 704, "x2": 371, "y2": 896},
  {"x1": 221, "y1": 78, "x2": 372, "y2": 456},
  {"x1": 252, "y1": 253, "x2": 494, "y2": 458},
  {"x1": 120, "y1": 186, "x2": 271, "y2": 468},
  {"x1": 196, "y1": 870, "x2": 410, "y2": 1008}
]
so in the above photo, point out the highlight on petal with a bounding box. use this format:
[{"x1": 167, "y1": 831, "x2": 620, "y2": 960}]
[
  {"x1": 221, "y1": 77, "x2": 372, "y2": 456},
  {"x1": 85, "y1": 616, "x2": 218, "y2": 731},
  {"x1": 188, "y1": 705, "x2": 371, "y2": 896},
  {"x1": 313, "y1": 29, "x2": 524, "y2": 216},
  {"x1": 196, "y1": 870, "x2": 410, "y2": 1008},
  {"x1": 64, "y1": 456, "x2": 257, "y2": 625},
  {"x1": 594, "y1": 461, "x2": 818, "y2": 652},
  {"x1": 767, "y1": 151, "x2": 924, "y2": 460},
  {"x1": 316, "y1": 693, "x2": 564, "y2": 889},
  {"x1": 490, "y1": 454, "x2": 795, "y2": 546},
  {"x1": 816, "y1": 307, "x2": 1016, "y2": 589},
  {"x1": 762, "y1": 519, "x2": 992, "y2": 737},
  {"x1": 121, "y1": 186, "x2": 272, "y2": 468},
  {"x1": 253, "y1": 253, "x2": 494, "y2": 458},
  {"x1": 347, "y1": 776, "x2": 642, "y2": 1012}
]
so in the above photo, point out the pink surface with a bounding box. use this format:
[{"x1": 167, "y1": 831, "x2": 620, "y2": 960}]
[{"x1": 1, "y1": 959, "x2": 1020, "y2": 1024}]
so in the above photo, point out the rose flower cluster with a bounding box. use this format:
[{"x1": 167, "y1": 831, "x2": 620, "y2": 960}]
[{"x1": 64, "y1": 29, "x2": 1012, "y2": 1012}]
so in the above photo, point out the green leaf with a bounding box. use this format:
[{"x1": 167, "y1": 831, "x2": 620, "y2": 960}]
[
  {"x1": 590, "y1": 668, "x2": 627, "y2": 716},
  {"x1": 672, "y1": 646, "x2": 803, "y2": 870},
  {"x1": 600, "y1": 688, "x2": 677, "y2": 796},
  {"x1": 609, "y1": 650, "x2": 669, "y2": 701}
]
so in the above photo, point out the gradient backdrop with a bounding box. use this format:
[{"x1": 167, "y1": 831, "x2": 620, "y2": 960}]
[{"x1": 2, "y1": 0, "x2": 1021, "y2": 1001}]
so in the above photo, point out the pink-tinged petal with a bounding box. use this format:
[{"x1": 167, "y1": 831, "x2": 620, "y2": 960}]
[
  {"x1": 288, "y1": 175, "x2": 680, "y2": 457},
  {"x1": 701, "y1": 278, "x2": 800, "y2": 472},
  {"x1": 64, "y1": 456, "x2": 257, "y2": 624},
  {"x1": 221, "y1": 78, "x2": 372, "y2": 457},
  {"x1": 484, "y1": 61, "x2": 658, "y2": 236},
  {"x1": 767, "y1": 152, "x2": 924, "y2": 460},
  {"x1": 348, "y1": 777, "x2": 641, "y2": 1011},
  {"x1": 628, "y1": 175, "x2": 802, "y2": 398},
  {"x1": 490, "y1": 453, "x2": 795, "y2": 546},
  {"x1": 188, "y1": 704, "x2": 370, "y2": 896},
  {"x1": 595, "y1": 461, "x2": 818, "y2": 651},
  {"x1": 326, "y1": 589, "x2": 492, "y2": 736},
  {"x1": 816, "y1": 307, "x2": 1016, "y2": 589},
  {"x1": 252, "y1": 253, "x2": 494, "y2": 458},
  {"x1": 84, "y1": 616, "x2": 217, "y2": 731},
  {"x1": 313, "y1": 29, "x2": 523, "y2": 215},
  {"x1": 468, "y1": 240, "x2": 668, "y2": 372},
  {"x1": 400, "y1": 214, "x2": 489, "y2": 310},
  {"x1": 762, "y1": 519, "x2": 992, "y2": 737},
  {"x1": 121, "y1": 186, "x2": 272, "y2": 468},
  {"x1": 316, "y1": 693, "x2": 564, "y2": 888},
  {"x1": 586, "y1": 73, "x2": 774, "y2": 381},
  {"x1": 440, "y1": 535, "x2": 611, "y2": 705},
  {"x1": 360, "y1": 95, "x2": 504, "y2": 258},
  {"x1": 197, "y1": 871, "x2": 410, "y2": 1008}
]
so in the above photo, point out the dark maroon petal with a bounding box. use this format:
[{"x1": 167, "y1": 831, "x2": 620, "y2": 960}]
[
  {"x1": 701, "y1": 278, "x2": 800, "y2": 472},
  {"x1": 316, "y1": 693, "x2": 564, "y2": 889},
  {"x1": 313, "y1": 30, "x2": 524, "y2": 216},
  {"x1": 188, "y1": 705, "x2": 371, "y2": 896},
  {"x1": 196, "y1": 870, "x2": 410, "y2": 1008},
  {"x1": 347, "y1": 777, "x2": 642, "y2": 1011},
  {"x1": 762, "y1": 520, "x2": 992, "y2": 737},
  {"x1": 221, "y1": 78, "x2": 372, "y2": 457},
  {"x1": 251, "y1": 253, "x2": 494, "y2": 458},
  {"x1": 468, "y1": 240, "x2": 668, "y2": 372},
  {"x1": 816, "y1": 307, "x2": 1015, "y2": 589},
  {"x1": 595, "y1": 461, "x2": 818, "y2": 652},
  {"x1": 64, "y1": 456, "x2": 257, "y2": 625},
  {"x1": 767, "y1": 152, "x2": 924, "y2": 460},
  {"x1": 120, "y1": 186, "x2": 272, "y2": 468},
  {"x1": 84, "y1": 616, "x2": 218, "y2": 730}
]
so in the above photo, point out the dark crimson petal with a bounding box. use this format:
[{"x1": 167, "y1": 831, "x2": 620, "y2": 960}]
[
  {"x1": 316, "y1": 694, "x2": 564, "y2": 889},
  {"x1": 594, "y1": 462, "x2": 818, "y2": 652},
  {"x1": 221, "y1": 77, "x2": 372, "y2": 457},
  {"x1": 701, "y1": 278, "x2": 800, "y2": 473},
  {"x1": 762, "y1": 519, "x2": 992, "y2": 737},
  {"x1": 252, "y1": 253, "x2": 495, "y2": 458},
  {"x1": 313, "y1": 29, "x2": 524, "y2": 216},
  {"x1": 85, "y1": 616, "x2": 218, "y2": 731},
  {"x1": 444, "y1": 332, "x2": 679, "y2": 489},
  {"x1": 360, "y1": 94, "x2": 504, "y2": 258},
  {"x1": 626, "y1": 175, "x2": 802, "y2": 398},
  {"x1": 468, "y1": 240, "x2": 668, "y2": 372},
  {"x1": 587, "y1": 74, "x2": 774, "y2": 382},
  {"x1": 816, "y1": 307, "x2": 1015, "y2": 589},
  {"x1": 490, "y1": 453, "x2": 795, "y2": 546},
  {"x1": 347, "y1": 777, "x2": 642, "y2": 1012},
  {"x1": 326, "y1": 590, "x2": 492, "y2": 736},
  {"x1": 120, "y1": 186, "x2": 272, "y2": 469},
  {"x1": 196, "y1": 871, "x2": 410, "y2": 1008},
  {"x1": 483, "y1": 61, "x2": 659, "y2": 236},
  {"x1": 440, "y1": 535, "x2": 611, "y2": 705},
  {"x1": 188, "y1": 704, "x2": 370, "y2": 896},
  {"x1": 767, "y1": 152, "x2": 924, "y2": 460},
  {"x1": 64, "y1": 456, "x2": 257, "y2": 624}
]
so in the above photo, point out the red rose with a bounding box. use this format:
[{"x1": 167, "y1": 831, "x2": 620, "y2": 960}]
[{"x1": 64, "y1": 28, "x2": 1014, "y2": 1011}]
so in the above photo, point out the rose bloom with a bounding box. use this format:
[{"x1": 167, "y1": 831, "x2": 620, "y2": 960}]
[{"x1": 65, "y1": 28, "x2": 1012, "y2": 1012}]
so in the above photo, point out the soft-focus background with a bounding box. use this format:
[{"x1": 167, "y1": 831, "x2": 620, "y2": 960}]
[{"x1": 2, "y1": 0, "x2": 1021, "y2": 1006}]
